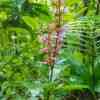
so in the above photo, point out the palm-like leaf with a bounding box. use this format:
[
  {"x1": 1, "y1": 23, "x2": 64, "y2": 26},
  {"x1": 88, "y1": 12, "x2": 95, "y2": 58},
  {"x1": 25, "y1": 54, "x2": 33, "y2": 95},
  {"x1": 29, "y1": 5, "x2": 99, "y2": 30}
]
[{"x1": 62, "y1": 16, "x2": 100, "y2": 92}]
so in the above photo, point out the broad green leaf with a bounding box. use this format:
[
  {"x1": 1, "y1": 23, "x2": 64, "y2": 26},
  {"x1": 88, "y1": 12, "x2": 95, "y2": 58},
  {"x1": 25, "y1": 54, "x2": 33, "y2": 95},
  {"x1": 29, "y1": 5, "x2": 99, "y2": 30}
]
[{"x1": 22, "y1": 16, "x2": 39, "y2": 30}]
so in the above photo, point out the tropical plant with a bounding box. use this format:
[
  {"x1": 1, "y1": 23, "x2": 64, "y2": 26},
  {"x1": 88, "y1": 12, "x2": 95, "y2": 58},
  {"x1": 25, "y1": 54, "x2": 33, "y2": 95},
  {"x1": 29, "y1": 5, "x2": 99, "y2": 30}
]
[{"x1": 0, "y1": 0, "x2": 100, "y2": 100}]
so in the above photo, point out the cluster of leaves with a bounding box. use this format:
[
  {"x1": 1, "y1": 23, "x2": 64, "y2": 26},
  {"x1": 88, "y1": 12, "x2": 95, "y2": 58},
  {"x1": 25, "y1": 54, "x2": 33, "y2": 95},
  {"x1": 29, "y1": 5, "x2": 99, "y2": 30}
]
[
  {"x1": 37, "y1": 16, "x2": 100, "y2": 100},
  {"x1": 0, "y1": 0, "x2": 52, "y2": 100},
  {"x1": 0, "y1": 0, "x2": 100, "y2": 100},
  {"x1": 63, "y1": 16, "x2": 100, "y2": 92}
]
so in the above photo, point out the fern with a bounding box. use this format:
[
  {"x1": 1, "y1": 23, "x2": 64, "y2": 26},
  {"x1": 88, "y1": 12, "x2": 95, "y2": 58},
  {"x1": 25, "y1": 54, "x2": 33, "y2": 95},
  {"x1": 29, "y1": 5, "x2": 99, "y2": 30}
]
[{"x1": 63, "y1": 16, "x2": 100, "y2": 92}]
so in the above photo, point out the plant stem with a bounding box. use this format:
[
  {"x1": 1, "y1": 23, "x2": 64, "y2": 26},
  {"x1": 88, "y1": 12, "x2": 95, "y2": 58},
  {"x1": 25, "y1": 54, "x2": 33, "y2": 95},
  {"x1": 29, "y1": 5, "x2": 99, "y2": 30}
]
[
  {"x1": 47, "y1": 64, "x2": 54, "y2": 100},
  {"x1": 90, "y1": 33, "x2": 97, "y2": 100},
  {"x1": 58, "y1": 0, "x2": 61, "y2": 25},
  {"x1": 91, "y1": 55, "x2": 95, "y2": 91},
  {"x1": 49, "y1": 64, "x2": 54, "y2": 81}
]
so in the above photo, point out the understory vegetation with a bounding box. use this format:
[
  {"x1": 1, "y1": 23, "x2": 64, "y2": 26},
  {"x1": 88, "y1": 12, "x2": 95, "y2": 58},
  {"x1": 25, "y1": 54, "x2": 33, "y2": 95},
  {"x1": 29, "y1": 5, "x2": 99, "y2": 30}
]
[{"x1": 0, "y1": 0, "x2": 100, "y2": 100}]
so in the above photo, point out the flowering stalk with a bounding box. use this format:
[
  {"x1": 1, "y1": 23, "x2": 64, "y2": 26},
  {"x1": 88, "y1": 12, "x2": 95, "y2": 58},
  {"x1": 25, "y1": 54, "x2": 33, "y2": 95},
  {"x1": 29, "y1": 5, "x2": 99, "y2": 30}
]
[
  {"x1": 46, "y1": 27, "x2": 63, "y2": 100},
  {"x1": 40, "y1": 0, "x2": 67, "y2": 99}
]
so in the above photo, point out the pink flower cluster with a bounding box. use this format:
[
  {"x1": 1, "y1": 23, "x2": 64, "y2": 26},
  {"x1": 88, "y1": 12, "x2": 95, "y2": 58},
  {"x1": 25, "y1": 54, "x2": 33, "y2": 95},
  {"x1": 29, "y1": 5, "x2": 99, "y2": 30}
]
[{"x1": 40, "y1": 26, "x2": 65, "y2": 65}]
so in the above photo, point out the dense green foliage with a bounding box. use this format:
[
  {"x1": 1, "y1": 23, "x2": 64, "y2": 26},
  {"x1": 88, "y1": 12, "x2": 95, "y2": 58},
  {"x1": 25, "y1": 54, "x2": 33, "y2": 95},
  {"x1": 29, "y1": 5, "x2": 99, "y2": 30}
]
[{"x1": 0, "y1": 0, "x2": 100, "y2": 100}]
